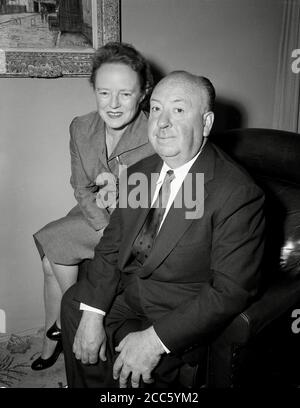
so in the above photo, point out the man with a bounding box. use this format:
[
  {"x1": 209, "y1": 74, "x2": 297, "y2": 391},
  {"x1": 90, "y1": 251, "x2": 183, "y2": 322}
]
[{"x1": 61, "y1": 71, "x2": 265, "y2": 388}]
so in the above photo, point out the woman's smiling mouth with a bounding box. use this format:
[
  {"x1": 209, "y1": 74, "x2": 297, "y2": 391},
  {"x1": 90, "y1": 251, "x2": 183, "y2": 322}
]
[{"x1": 107, "y1": 111, "x2": 123, "y2": 118}]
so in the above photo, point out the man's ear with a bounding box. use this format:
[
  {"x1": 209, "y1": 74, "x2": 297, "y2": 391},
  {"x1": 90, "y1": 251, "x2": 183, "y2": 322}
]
[{"x1": 203, "y1": 111, "x2": 214, "y2": 137}]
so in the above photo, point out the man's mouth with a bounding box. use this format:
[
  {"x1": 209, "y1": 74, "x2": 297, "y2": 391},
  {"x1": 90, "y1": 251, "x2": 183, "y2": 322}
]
[{"x1": 157, "y1": 133, "x2": 174, "y2": 140}]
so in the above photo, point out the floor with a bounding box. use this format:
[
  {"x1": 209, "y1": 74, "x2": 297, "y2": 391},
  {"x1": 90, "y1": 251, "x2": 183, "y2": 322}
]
[{"x1": 0, "y1": 329, "x2": 66, "y2": 388}]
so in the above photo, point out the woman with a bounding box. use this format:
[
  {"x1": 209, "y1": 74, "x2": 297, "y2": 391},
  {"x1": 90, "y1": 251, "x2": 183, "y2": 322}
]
[{"x1": 31, "y1": 42, "x2": 155, "y2": 370}]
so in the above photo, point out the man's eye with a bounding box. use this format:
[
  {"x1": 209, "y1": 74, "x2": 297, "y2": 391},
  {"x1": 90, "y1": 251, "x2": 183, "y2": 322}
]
[
  {"x1": 121, "y1": 93, "x2": 131, "y2": 97},
  {"x1": 174, "y1": 108, "x2": 184, "y2": 113},
  {"x1": 151, "y1": 106, "x2": 160, "y2": 112}
]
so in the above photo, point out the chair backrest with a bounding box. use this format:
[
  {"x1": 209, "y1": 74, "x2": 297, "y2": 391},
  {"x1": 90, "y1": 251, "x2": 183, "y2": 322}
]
[
  {"x1": 211, "y1": 128, "x2": 300, "y2": 284},
  {"x1": 211, "y1": 128, "x2": 300, "y2": 184}
]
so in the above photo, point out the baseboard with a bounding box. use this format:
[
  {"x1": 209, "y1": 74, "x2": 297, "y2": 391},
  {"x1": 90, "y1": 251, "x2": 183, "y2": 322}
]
[{"x1": 0, "y1": 327, "x2": 42, "y2": 343}]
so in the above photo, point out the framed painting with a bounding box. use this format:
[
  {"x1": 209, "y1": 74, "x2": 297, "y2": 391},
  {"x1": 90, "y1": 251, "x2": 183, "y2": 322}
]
[{"x1": 0, "y1": 0, "x2": 120, "y2": 77}]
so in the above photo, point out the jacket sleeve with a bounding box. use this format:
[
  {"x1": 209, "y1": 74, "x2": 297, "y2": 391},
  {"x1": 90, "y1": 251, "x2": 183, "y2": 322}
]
[
  {"x1": 69, "y1": 117, "x2": 110, "y2": 231},
  {"x1": 73, "y1": 203, "x2": 122, "y2": 310},
  {"x1": 153, "y1": 184, "x2": 265, "y2": 353}
]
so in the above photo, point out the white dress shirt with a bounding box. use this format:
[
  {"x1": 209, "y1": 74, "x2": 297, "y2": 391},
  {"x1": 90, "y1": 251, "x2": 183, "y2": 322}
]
[{"x1": 80, "y1": 143, "x2": 205, "y2": 353}]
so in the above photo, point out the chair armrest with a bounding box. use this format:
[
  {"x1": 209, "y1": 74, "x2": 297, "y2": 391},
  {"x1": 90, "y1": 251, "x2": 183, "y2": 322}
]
[
  {"x1": 207, "y1": 277, "x2": 300, "y2": 387},
  {"x1": 219, "y1": 276, "x2": 300, "y2": 344}
]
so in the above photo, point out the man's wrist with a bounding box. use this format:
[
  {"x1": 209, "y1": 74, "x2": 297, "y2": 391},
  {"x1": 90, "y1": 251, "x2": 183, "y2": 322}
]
[
  {"x1": 147, "y1": 326, "x2": 169, "y2": 355},
  {"x1": 82, "y1": 309, "x2": 105, "y2": 322}
]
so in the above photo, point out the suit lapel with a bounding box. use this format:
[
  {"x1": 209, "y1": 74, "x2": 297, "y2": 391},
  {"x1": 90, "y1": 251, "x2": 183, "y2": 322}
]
[
  {"x1": 109, "y1": 111, "x2": 149, "y2": 161},
  {"x1": 139, "y1": 142, "x2": 216, "y2": 278},
  {"x1": 118, "y1": 155, "x2": 162, "y2": 269}
]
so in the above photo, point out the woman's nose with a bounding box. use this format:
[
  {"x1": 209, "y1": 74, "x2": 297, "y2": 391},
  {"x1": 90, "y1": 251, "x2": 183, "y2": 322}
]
[{"x1": 110, "y1": 94, "x2": 120, "y2": 108}]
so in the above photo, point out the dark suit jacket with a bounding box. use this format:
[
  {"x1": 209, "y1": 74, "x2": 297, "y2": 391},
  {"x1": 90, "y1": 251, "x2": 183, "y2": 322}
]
[
  {"x1": 74, "y1": 141, "x2": 265, "y2": 353},
  {"x1": 69, "y1": 110, "x2": 154, "y2": 230}
]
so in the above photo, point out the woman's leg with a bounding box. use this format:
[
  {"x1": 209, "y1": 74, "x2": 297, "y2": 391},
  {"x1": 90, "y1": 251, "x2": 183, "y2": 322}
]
[
  {"x1": 40, "y1": 257, "x2": 78, "y2": 359},
  {"x1": 40, "y1": 256, "x2": 62, "y2": 359},
  {"x1": 49, "y1": 260, "x2": 78, "y2": 328}
]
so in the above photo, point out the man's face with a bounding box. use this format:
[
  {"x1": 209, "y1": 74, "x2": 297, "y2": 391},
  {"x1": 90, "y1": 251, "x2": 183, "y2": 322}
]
[
  {"x1": 148, "y1": 78, "x2": 212, "y2": 167},
  {"x1": 95, "y1": 63, "x2": 143, "y2": 132}
]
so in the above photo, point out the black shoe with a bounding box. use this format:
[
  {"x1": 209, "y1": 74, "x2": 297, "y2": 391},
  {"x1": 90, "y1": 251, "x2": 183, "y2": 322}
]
[
  {"x1": 31, "y1": 340, "x2": 63, "y2": 371},
  {"x1": 46, "y1": 321, "x2": 62, "y2": 341}
]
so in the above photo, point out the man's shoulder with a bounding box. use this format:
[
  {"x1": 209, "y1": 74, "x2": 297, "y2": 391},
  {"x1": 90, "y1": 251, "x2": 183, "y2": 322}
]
[
  {"x1": 210, "y1": 142, "x2": 263, "y2": 195},
  {"x1": 126, "y1": 153, "x2": 162, "y2": 176}
]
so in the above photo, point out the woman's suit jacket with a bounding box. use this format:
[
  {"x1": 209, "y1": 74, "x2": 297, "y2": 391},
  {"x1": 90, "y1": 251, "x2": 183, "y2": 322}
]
[{"x1": 69, "y1": 110, "x2": 155, "y2": 231}]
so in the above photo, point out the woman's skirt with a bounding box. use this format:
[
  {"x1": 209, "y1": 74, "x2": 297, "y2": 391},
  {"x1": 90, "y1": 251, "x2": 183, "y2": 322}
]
[{"x1": 34, "y1": 205, "x2": 104, "y2": 265}]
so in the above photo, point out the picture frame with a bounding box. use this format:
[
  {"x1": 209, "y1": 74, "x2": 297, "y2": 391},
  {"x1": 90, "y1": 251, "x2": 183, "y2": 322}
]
[{"x1": 0, "y1": 0, "x2": 120, "y2": 78}]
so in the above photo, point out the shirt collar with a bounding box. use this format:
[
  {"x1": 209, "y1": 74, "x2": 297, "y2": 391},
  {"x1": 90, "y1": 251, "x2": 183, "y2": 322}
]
[{"x1": 156, "y1": 138, "x2": 207, "y2": 185}]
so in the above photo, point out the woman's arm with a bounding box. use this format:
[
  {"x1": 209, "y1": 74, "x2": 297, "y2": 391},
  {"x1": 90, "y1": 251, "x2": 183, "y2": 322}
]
[{"x1": 69, "y1": 117, "x2": 110, "y2": 231}]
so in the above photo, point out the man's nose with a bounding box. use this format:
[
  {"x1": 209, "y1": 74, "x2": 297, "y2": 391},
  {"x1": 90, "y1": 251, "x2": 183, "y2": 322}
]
[
  {"x1": 158, "y1": 112, "x2": 171, "y2": 129},
  {"x1": 110, "y1": 93, "x2": 120, "y2": 108}
]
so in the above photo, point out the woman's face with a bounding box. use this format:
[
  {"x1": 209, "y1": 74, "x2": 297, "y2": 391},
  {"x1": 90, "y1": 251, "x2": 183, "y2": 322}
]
[{"x1": 95, "y1": 62, "x2": 144, "y2": 132}]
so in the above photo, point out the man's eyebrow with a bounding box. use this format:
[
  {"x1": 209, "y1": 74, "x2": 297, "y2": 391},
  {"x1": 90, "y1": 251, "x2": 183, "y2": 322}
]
[
  {"x1": 150, "y1": 97, "x2": 188, "y2": 103},
  {"x1": 150, "y1": 97, "x2": 161, "y2": 103},
  {"x1": 172, "y1": 98, "x2": 187, "y2": 103}
]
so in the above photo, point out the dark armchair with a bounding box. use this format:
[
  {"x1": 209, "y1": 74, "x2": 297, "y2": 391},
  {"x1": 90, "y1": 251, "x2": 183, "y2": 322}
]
[{"x1": 208, "y1": 128, "x2": 300, "y2": 387}]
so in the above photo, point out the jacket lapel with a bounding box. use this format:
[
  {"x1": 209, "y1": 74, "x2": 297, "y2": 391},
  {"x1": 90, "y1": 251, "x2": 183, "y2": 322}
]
[
  {"x1": 109, "y1": 111, "x2": 149, "y2": 162},
  {"x1": 139, "y1": 141, "x2": 216, "y2": 278},
  {"x1": 118, "y1": 155, "x2": 162, "y2": 269}
]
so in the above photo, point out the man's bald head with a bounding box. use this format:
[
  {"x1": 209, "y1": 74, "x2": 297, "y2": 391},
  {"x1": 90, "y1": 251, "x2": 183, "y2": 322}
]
[{"x1": 155, "y1": 71, "x2": 216, "y2": 112}]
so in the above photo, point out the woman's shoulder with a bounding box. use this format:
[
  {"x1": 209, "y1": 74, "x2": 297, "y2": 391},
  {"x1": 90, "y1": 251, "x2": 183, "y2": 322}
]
[
  {"x1": 71, "y1": 111, "x2": 101, "y2": 129},
  {"x1": 70, "y1": 111, "x2": 104, "y2": 140}
]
